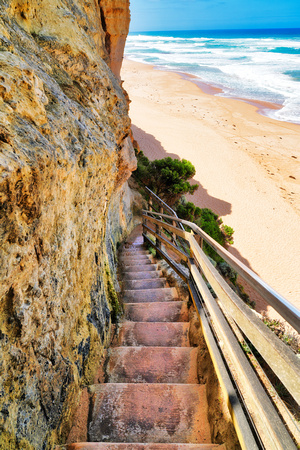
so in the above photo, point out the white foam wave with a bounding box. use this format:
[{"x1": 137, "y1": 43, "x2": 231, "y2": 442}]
[{"x1": 125, "y1": 33, "x2": 300, "y2": 123}]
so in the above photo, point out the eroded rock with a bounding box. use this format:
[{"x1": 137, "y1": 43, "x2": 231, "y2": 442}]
[{"x1": 0, "y1": 0, "x2": 135, "y2": 447}]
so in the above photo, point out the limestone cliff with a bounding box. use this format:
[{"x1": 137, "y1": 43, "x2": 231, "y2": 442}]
[
  {"x1": 99, "y1": 0, "x2": 130, "y2": 78},
  {"x1": 0, "y1": 1, "x2": 135, "y2": 448}
]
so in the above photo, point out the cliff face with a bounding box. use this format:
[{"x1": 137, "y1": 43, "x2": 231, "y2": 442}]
[
  {"x1": 0, "y1": 1, "x2": 135, "y2": 448},
  {"x1": 99, "y1": 0, "x2": 130, "y2": 78}
]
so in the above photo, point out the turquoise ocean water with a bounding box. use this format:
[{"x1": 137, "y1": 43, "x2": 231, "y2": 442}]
[{"x1": 125, "y1": 29, "x2": 300, "y2": 124}]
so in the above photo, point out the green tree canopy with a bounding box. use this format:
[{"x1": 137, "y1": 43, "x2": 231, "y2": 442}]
[{"x1": 135, "y1": 152, "x2": 198, "y2": 205}]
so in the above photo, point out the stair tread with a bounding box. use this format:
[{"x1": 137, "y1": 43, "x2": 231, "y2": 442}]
[
  {"x1": 67, "y1": 444, "x2": 225, "y2": 449},
  {"x1": 122, "y1": 248, "x2": 149, "y2": 252},
  {"x1": 115, "y1": 322, "x2": 190, "y2": 347},
  {"x1": 124, "y1": 302, "x2": 188, "y2": 322},
  {"x1": 121, "y1": 255, "x2": 151, "y2": 260},
  {"x1": 120, "y1": 255, "x2": 152, "y2": 261},
  {"x1": 106, "y1": 347, "x2": 198, "y2": 383},
  {"x1": 121, "y1": 259, "x2": 153, "y2": 266},
  {"x1": 123, "y1": 279, "x2": 167, "y2": 290},
  {"x1": 88, "y1": 383, "x2": 211, "y2": 444},
  {"x1": 122, "y1": 271, "x2": 162, "y2": 280},
  {"x1": 123, "y1": 288, "x2": 179, "y2": 303},
  {"x1": 122, "y1": 265, "x2": 158, "y2": 273},
  {"x1": 121, "y1": 252, "x2": 150, "y2": 256}
]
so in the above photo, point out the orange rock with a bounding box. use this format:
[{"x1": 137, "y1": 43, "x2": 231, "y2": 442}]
[{"x1": 99, "y1": 0, "x2": 131, "y2": 78}]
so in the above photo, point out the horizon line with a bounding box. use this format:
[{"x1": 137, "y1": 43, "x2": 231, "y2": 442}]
[{"x1": 129, "y1": 26, "x2": 300, "y2": 34}]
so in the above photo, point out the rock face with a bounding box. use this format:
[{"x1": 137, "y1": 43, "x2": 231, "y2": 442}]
[
  {"x1": 0, "y1": 1, "x2": 135, "y2": 448},
  {"x1": 99, "y1": 0, "x2": 131, "y2": 78}
]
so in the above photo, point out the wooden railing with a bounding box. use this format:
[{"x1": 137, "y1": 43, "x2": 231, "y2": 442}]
[{"x1": 142, "y1": 187, "x2": 300, "y2": 450}]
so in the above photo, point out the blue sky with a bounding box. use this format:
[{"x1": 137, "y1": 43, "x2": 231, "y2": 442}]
[{"x1": 129, "y1": 0, "x2": 300, "y2": 32}]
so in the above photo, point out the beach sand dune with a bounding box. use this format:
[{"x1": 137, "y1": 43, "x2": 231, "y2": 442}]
[{"x1": 122, "y1": 59, "x2": 300, "y2": 319}]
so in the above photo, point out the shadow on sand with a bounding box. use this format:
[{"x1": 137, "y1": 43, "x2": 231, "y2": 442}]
[
  {"x1": 132, "y1": 123, "x2": 270, "y2": 314},
  {"x1": 132, "y1": 124, "x2": 232, "y2": 216}
]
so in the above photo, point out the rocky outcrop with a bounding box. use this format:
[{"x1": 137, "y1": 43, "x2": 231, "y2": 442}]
[
  {"x1": 0, "y1": 0, "x2": 135, "y2": 448},
  {"x1": 99, "y1": 0, "x2": 131, "y2": 78}
]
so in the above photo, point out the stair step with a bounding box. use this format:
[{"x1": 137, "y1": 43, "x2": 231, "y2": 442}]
[
  {"x1": 122, "y1": 264, "x2": 158, "y2": 273},
  {"x1": 121, "y1": 259, "x2": 153, "y2": 266},
  {"x1": 120, "y1": 255, "x2": 152, "y2": 262},
  {"x1": 124, "y1": 302, "x2": 188, "y2": 322},
  {"x1": 122, "y1": 251, "x2": 150, "y2": 257},
  {"x1": 122, "y1": 271, "x2": 162, "y2": 280},
  {"x1": 116, "y1": 322, "x2": 190, "y2": 347},
  {"x1": 123, "y1": 244, "x2": 145, "y2": 251},
  {"x1": 88, "y1": 383, "x2": 211, "y2": 444},
  {"x1": 123, "y1": 279, "x2": 167, "y2": 290},
  {"x1": 123, "y1": 288, "x2": 178, "y2": 303},
  {"x1": 106, "y1": 347, "x2": 198, "y2": 383},
  {"x1": 67, "y1": 443, "x2": 224, "y2": 449}
]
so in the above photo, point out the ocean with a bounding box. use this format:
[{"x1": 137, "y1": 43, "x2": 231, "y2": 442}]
[{"x1": 125, "y1": 29, "x2": 300, "y2": 124}]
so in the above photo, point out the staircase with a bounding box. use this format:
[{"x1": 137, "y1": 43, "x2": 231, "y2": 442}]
[{"x1": 66, "y1": 233, "x2": 226, "y2": 450}]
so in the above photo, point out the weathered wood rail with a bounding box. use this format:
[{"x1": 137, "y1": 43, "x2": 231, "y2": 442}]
[{"x1": 142, "y1": 187, "x2": 300, "y2": 450}]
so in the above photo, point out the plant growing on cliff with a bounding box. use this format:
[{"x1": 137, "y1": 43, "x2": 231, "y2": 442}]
[
  {"x1": 133, "y1": 149, "x2": 234, "y2": 258},
  {"x1": 221, "y1": 224, "x2": 234, "y2": 245},
  {"x1": 104, "y1": 265, "x2": 122, "y2": 322},
  {"x1": 134, "y1": 150, "x2": 198, "y2": 205},
  {"x1": 176, "y1": 200, "x2": 202, "y2": 222},
  {"x1": 176, "y1": 198, "x2": 234, "y2": 260}
]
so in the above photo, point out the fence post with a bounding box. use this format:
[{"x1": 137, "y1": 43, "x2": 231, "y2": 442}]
[
  {"x1": 149, "y1": 197, "x2": 153, "y2": 212},
  {"x1": 172, "y1": 220, "x2": 177, "y2": 244},
  {"x1": 142, "y1": 214, "x2": 146, "y2": 244},
  {"x1": 156, "y1": 205, "x2": 163, "y2": 249}
]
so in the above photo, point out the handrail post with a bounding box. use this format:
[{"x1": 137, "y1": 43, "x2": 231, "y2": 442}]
[
  {"x1": 142, "y1": 214, "x2": 147, "y2": 244},
  {"x1": 172, "y1": 220, "x2": 177, "y2": 244},
  {"x1": 194, "y1": 234, "x2": 203, "y2": 249},
  {"x1": 156, "y1": 206, "x2": 163, "y2": 249},
  {"x1": 149, "y1": 196, "x2": 153, "y2": 212}
]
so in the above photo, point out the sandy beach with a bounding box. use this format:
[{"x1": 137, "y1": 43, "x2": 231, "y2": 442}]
[{"x1": 122, "y1": 59, "x2": 300, "y2": 317}]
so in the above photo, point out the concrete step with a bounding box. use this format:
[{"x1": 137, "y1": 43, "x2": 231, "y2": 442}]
[
  {"x1": 67, "y1": 443, "x2": 225, "y2": 449},
  {"x1": 122, "y1": 264, "x2": 158, "y2": 273},
  {"x1": 106, "y1": 347, "x2": 198, "y2": 383},
  {"x1": 122, "y1": 271, "x2": 162, "y2": 280},
  {"x1": 123, "y1": 244, "x2": 145, "y2": 251},
  {"x1": 124, "y1": 302, "x2": 188, "y2": 322},
  {"x1": 121, "y1": 259, "x2": 153, "y2": 266},
  {"x1": 123, "y1": 278, "x2": 167, "y2": 290},
  {"x1": 88, "y1": 383, "x2": 211, "y2": 444},
  {"x1": 115, "y1": 322, "x2": 190, "y2": 347},
  {"x1": 121, "y1": 251, "x2": 150, "y2": 257},
  {"x1": 120, "y1": 255, "x2": 152, "y2": 263},
  {"x1": 123, "y1": 288, "x2": 179, "y2": 303}
]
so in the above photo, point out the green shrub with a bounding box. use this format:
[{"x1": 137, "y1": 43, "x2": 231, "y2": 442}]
[
  {"x1": 176, "y1": 200, "x2": 201, "y2": 222},
  {"x1": 134, "y1": 150, "x2": 198, "y2": 205},
  {"x1": 222, "y1": 224, "x2": 234, "y2": 245},
  {"x1": 218, "y1": 261, "x2": 238, "y2": 284},
  {"x1": 132, "y1": 149, "x2": 234, "y2": 262}
]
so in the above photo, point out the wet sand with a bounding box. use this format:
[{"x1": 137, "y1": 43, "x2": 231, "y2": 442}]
[{"x1": 122, "y1": 59, "x2": 300, "y2": 318}]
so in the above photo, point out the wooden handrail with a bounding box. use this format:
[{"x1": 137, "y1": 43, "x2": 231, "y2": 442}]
[
  {"x1": 143, "y1": 224, "x2": 189, "y2": 261},
  {"x1": 144, "y1": 186, "x2": 185, "y2": 231},
  {"x1": 142, "y1": 197, "x2": 300, "y2": 449},
  {"x1": 143, "y1": 210, "x2": 300, "y2": 334}
]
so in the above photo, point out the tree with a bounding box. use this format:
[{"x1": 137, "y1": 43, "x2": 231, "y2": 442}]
[
  {"x1": 134, "y1": 151, "x2": 198, "y2": 205},
  {"x1": 132, "y1": 149, "x2": 234, "y2": 261},
  {"x1": 176, "y1": 200, "x2": 201, "y2": 222}
]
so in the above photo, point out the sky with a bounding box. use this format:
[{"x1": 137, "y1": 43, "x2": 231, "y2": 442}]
[{"x1": 129, "y1": 0, "x2": 300, "y2": 32}]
